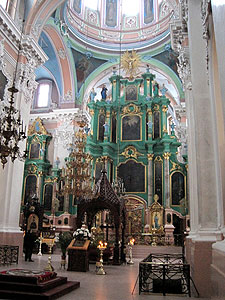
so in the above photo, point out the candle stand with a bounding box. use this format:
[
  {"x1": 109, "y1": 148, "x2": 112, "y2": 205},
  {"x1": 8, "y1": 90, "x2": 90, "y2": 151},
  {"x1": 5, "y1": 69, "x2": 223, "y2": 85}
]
[
  {"x1": 96, "y1": 241, "x2": 107, "y2": 275},
  {"x1": 37, "y1": 233, "x2": 42, "y2": 256},
  {"x1": 127, "y1": 238, "x2": 135, "y2": 265}
]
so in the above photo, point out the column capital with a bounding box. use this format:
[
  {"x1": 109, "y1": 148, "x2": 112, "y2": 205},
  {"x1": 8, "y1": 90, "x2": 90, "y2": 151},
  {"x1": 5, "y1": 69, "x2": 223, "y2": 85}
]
[
  {"x1": 163, "y1": 152, "x2": 171, "y2": 160},
  {"x1": 147, "y1": 153, "x2": 154, "y2": 161}
]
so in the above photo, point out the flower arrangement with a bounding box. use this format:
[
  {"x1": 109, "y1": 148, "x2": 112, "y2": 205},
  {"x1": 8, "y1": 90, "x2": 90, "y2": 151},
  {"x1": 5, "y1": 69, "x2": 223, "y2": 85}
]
[{"x1": 73, "y1": 225, "x2": 91, "y2": 241}]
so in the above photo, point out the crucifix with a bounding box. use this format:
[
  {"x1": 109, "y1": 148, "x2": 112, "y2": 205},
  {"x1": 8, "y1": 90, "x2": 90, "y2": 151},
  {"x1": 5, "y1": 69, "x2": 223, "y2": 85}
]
[{"x1": 100, "y1": 223, "x2": 114, "y2": 242}]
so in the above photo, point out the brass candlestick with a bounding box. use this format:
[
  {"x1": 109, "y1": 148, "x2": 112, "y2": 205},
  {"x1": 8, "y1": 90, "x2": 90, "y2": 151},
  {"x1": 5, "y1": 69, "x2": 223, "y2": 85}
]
[
  {"x1": 96, "y1": 241, "x2": 107, "y2": 275},
  {"x1": 127, "y1": 238, "x2": 135, "y2": 264}
]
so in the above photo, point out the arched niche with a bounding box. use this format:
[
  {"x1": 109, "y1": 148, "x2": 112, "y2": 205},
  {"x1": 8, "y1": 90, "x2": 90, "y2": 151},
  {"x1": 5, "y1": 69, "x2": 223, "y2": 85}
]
[
  {"x1": 171, "y1": 171, "x2": 185, "y2": 206},
  {"x1": 43, "y1": 184, "x2": 53, "y2": 210},
  {"x1": 111, "y1": 113, "x2": 117, "y2": 143},
  {"x1": 153, "y1": 110, "x2": 161, "y2": 139},
  {"x1": 154, "y1": 156, "x2": 163, "y2": 205},
  {"x1": 24, "y1": 175, "x2": 37, "y2": 205},
  {"x1": 98, "y1": 113, "x2": 105, "y2": 141}
]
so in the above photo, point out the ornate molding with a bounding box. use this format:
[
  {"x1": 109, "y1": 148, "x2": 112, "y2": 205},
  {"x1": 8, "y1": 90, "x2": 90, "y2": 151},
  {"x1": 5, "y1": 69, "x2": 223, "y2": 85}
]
[
  {"x1": 179, "y1": 0, "x2": 188, "y2": 25},
  {"x1": 201, "y1": 0, "x2": 211, "y2": 41},
  {"x1": 15, "y1": 61, "x2": 38, "y2": 103},
  {"x1": 201, "y1": 0, "x2": 211, "y2": 74},
  {"x1": 163, "y1": 152, "x2": 171, "y2": 160},
  {"x1": 122, "y1": 104, "x2": 141, "y2": 115},
  {"x1": 177, "y1": 47, "x2": 192, "y2": 90},
  {"x1": 28, "y1": 117, "x2": 50, "y2": 136},
  {"x1": 58, "y1": 48, "x2": 66, "y2": 59},
  {"x1": 120, "y1": 146, "x2": 144, "y2": 159},
  {"x1": 147, "y1": 153, "x2": 154, "y2": 161},
  {"x1": 63, "y1": 90, "x2": 73, "y2": 102}
]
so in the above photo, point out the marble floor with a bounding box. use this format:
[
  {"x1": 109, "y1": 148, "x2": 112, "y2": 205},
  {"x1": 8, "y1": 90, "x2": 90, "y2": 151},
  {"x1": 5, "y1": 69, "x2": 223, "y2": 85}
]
[{"x1": 0, "y1": 251, "x2": 210, "y2": 300}]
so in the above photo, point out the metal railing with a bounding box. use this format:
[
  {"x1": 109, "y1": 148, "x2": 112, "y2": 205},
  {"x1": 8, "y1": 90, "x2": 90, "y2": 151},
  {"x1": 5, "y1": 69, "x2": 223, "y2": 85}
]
[
  {"x1": 139, "y1": 253, "x2": 191, "y2": 296},
  {"x1": 0, "y1": 245, "x2": 19, "y2": 265}
]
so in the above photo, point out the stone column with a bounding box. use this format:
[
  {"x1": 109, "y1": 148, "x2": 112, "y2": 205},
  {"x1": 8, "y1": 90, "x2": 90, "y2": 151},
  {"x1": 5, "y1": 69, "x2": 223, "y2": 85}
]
[
  {"x1": 171, "y1": 0, "x2": 223, "y2": 297},
  {"x1": 209, "y1": 1, "x2": 225, "y2": 297},
  {"x1": 0, "y1": 11, "x2": 47, "y2": 259}
]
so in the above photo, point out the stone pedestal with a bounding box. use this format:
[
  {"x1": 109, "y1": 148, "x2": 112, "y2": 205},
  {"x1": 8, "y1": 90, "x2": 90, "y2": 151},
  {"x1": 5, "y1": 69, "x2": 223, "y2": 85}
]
[
  {"x1": 211, "y1": 241, "x2": 225, "y2": 298},
  {"x1": 186, "y1": 236, "x2": 215, "y2": 298},
  {"x1": 164, "y1": 224, "x2": 175, "y2": 245}
]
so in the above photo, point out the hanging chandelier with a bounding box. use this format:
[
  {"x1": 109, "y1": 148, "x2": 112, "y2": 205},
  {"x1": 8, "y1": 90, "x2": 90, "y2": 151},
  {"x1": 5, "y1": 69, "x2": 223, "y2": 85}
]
[
  {"x1": 59, "y1": 120, "x2": 93, "y2": 200},
  {"x1": 0, "y1": 85, "x2": 27, "y2": 168},
  {"x1": 0, "y1": 15, "x2": 27, "y2": 168}
]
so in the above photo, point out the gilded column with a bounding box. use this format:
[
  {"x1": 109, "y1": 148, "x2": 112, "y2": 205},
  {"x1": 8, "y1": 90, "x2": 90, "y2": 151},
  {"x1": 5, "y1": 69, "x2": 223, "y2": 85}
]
[
  {"x1": 89, "y1": 109, "x2": 95, "y2": 137},
  {"x1": 162, "y1": 105, "x2": 168, "y2": 136},
  {"x1": 104, "y1": 109, "x2": 111, "y2": 141},
  {"x1": 163, "y1": 152, "x2": 171, "y2": 208},
  {"x1": 147, "y1": 154, "x2": 154, "y2": 205},
  {"x1": 64, "y1": 194, "x2": 69, "y2": 213},
  {"x1": 147, "y1": 108, "x2": 153, "y2": 139},
  {"x1": 36, "y1": 171, "x2": 43, "y2": 200}
]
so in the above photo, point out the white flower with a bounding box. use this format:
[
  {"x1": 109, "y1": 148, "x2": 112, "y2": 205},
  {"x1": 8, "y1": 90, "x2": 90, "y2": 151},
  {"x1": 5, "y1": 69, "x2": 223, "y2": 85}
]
[{"x1": 73, "y1": 227, "x2": 91, "y2": 239}]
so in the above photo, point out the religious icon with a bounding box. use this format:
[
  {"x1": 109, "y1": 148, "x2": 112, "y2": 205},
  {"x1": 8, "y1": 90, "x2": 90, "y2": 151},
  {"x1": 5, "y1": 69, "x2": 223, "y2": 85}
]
[
  {"x1": 125, "y1": 85, "x2": 137, "y2": 101},
  {"x1": 122, "y1": 115, "x2": 141, "y2": 141}
]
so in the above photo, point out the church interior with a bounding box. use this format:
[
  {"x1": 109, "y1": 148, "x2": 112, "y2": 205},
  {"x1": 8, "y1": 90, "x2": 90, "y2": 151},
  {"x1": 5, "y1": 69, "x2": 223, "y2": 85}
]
[{"x1": 0, "y1": 0, "x2": 225, "y2": 299}]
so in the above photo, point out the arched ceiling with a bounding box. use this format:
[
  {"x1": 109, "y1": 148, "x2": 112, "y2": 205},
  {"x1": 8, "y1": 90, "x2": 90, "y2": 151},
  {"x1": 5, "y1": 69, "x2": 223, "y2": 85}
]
[
  {"x1": 64, "y1": 0, "x2": 179, "y2": 51},
  {"x1": 23, "y1": 0, "x2": 183, "y2": 112}
]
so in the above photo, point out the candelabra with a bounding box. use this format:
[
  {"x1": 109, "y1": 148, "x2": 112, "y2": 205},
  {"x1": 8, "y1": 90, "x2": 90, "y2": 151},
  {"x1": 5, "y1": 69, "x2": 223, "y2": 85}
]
[
  {"x1": 0, "y1": 85, "x2": 27, "y2": 168},
  {"x1": 96, "y1": 241, "x2": 107, "y2": 275},
  {"x1": 127, "y1": 238, "x2": 135, "y2": 264},
  {"x1": 58, "y1": 120, "x2": 93, "y2": 204}
]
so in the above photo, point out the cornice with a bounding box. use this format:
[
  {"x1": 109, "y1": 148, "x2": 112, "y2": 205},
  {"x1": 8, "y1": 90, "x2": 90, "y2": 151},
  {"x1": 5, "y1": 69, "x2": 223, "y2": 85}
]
[
  {"x1": 0, "y1": 6, "x2": 48, "y2": 65},
  {"x1": 29, "y1": 108, "x2": 91, "y2": 123}
]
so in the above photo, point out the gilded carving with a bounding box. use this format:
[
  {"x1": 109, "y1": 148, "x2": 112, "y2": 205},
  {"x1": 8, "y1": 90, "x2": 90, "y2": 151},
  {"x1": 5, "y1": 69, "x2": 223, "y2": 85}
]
[
  {"x1": 147, "y1": 153, "x2": 154, "y2": 161},
  {"x1": 163, "y1": 152, "x2": 171, "y2": 160},
  {"x1": 163, "y1": 126, "x2": 168, "y2": 133},
  {"x1": 170, "y1": 161, "x2": 182, "y2": 172},
  {"x1": 121, "y1": 50, "x2": 141, "y2": 80},
  {"x1": 45, "y1": 178, "x2": 53, "y2": 183},
  {"x1": 154, "y1": 156, "x2": 163, "y2": 162},
  {"x1": 99, "y1": 109, "x2": 105, "y2": 115},
  {"x1": 147, "y1": 108, "x2": 152, "y2": 115},
  {"x1": 27, "y1": 164, "x2": 38, "y2": 174},
  {"x1": 153, "y1": 104, "x2": 159, "y2": 111},
  {"x1": 120, "y1": 146, "x2": 144, "y2": 159},
  {"x1": 149, "y1": 194, "x2": 164, "y2": 233},
  {"x1": 122, "y1": 104, "x2": 141, "y2": 115},
  {"x1": 28, "y1": 117, "x2": 49, "y2": 136},
  {"x1": 162, "y1": 105, "x2": 168, "y2": 113},
  {"x1": 89, "y1": 109, "x2": 94, "y2": 116}
]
